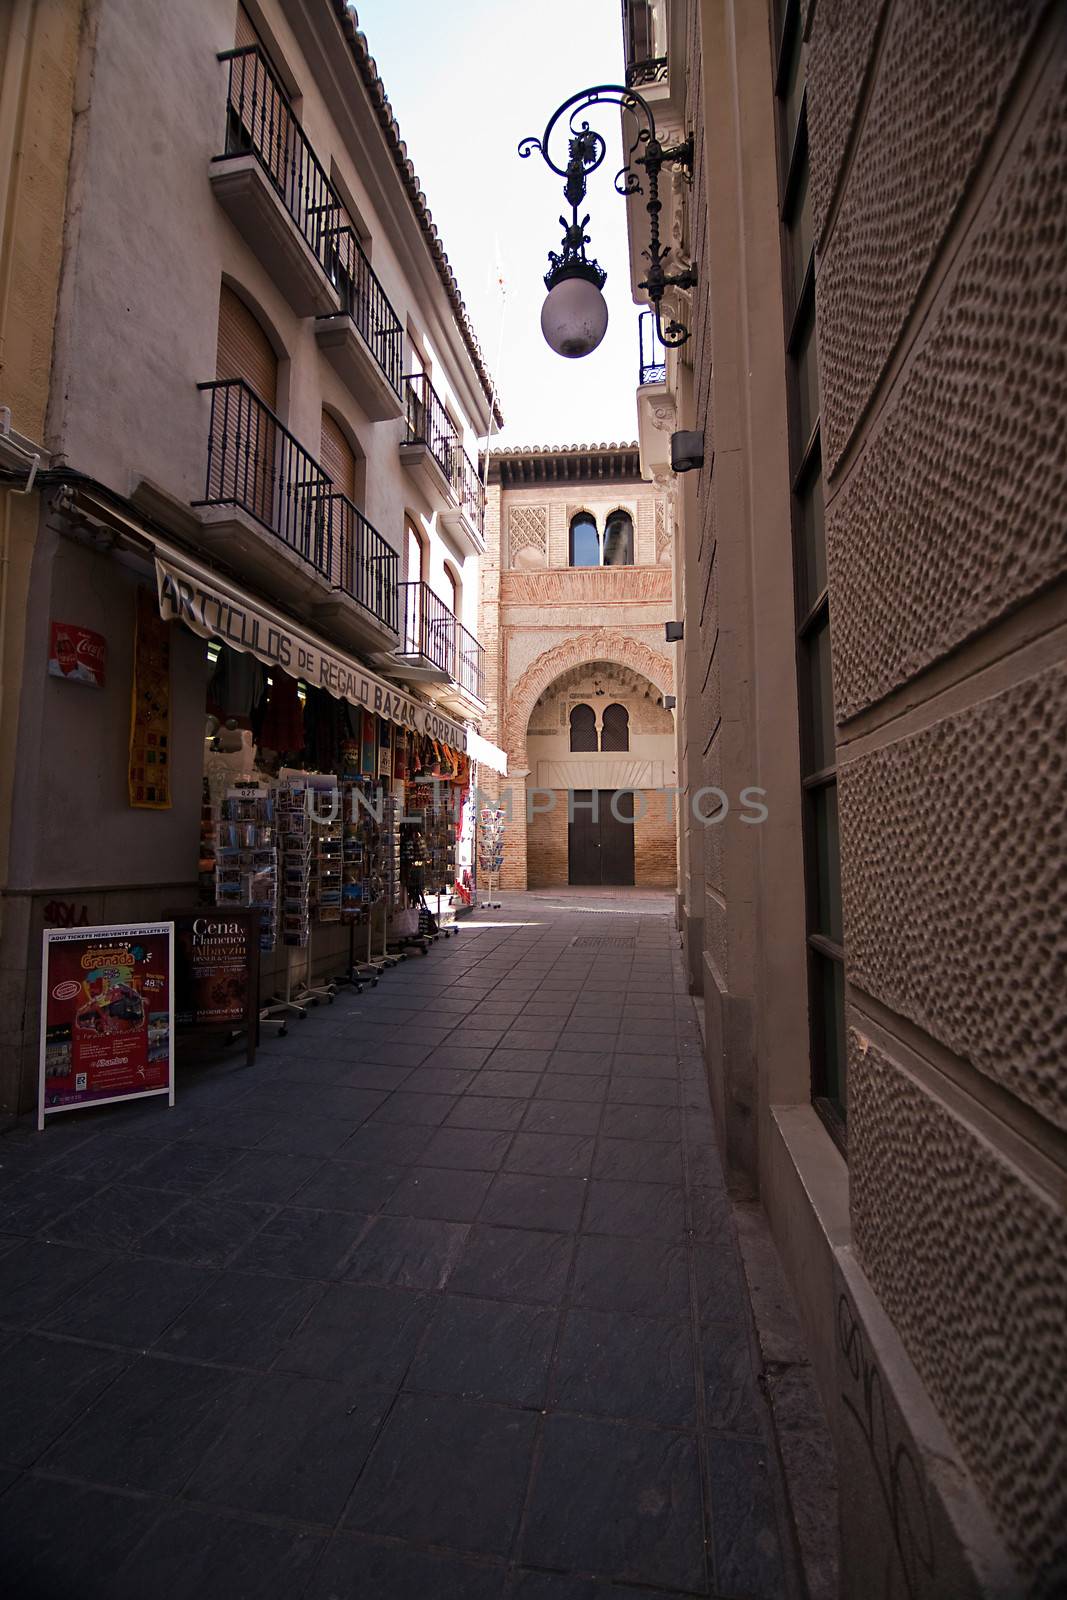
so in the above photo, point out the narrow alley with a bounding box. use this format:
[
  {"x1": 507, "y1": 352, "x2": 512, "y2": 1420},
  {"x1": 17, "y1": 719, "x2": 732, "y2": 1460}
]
[{"x1": 0, "y1": 894, "x2": 801, "y2": 1599}]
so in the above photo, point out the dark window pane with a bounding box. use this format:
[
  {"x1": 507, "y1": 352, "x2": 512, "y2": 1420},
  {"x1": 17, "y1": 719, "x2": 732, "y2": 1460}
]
[
  {"x1": 797, "y1": 459, "x2": 826, "y2": 611},
  {"x1": 569, "y1": 703, "x2": 598, "y2": 752},
  {"x1": 811, "y1": 949, "x2": 846, "y2": 1115},
  {"x1": 785, "y1": 158, "x2": 813, "y2": 315},
  {"x1": 795, "y1": 304, "x2": 820, "y2": 447},
  {"x1": 569, "y1": 514, "x2": 599, "y2": 567},
  {"x1": 801, "y1": 616, "x2": 835, "y2": 773},
  {"x1": 603, "y1": 510, "x2": 634, "y2": 566},
  {"x1": 600, "y1": 703, "x2": 630, "y2": 752},
  {"x1": 781, "y1": 20, "x2": 805, "y2": 159},
  {"x1": 809, "y1": 781, "x2": 843, "y2": 943}
]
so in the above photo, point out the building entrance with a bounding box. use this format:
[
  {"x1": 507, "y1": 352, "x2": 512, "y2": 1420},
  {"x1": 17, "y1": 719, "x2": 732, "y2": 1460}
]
[{"x1": 568, "y1": 790, "x2": 635, "y2": 886}]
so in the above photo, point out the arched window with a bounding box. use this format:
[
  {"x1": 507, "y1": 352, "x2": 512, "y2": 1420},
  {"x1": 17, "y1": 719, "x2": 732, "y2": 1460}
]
[
  {"x1": 569, "y1": 513, "x2": 599, "y2": 568},
  {"x1": 603, "y1": 509, "x2": 634, "y2": 566},
  {"x1": 569, "y1": 703, "x2": 598, "y2": 752},
  {"x1": 600, "y1": 702, "x2": 630, "y2": 751}
]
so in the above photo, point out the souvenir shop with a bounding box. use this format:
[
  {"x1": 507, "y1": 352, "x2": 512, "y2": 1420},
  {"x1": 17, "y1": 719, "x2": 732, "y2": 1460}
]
[{"x1": 154, "y1": 547, "x2": 483, "y2": 1005}]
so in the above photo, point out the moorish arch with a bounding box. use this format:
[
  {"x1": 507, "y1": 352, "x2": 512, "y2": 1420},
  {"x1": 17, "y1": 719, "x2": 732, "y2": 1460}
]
[{"x1": 503, "y1": 629, "x2": 673, "y2": 769}]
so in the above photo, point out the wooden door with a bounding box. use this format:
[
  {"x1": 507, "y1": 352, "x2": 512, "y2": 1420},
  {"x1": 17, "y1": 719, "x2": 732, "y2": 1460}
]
[{"x1": 568, "y1": 791, "x2": 635, "y2": 886}]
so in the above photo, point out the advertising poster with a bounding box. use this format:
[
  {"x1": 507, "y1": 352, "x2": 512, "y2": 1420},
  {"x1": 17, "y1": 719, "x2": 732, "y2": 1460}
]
[
  {"x1": 39, "y1": 922, "x2": 175, "y2": 1129},
  {"x1": 173, "y1": 909, "x2": 258, "y2": 1067},
  {"x1": 48, "y1": 621, "x2": 107, "y2": 687}
]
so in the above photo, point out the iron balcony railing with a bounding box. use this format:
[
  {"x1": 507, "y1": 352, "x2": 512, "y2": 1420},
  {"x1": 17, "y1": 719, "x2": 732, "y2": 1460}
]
[
  {"x1": 639, "y1": 308, "x2": 667, "y2": 385},
  {"x1": 323, "y1": 493, "x2": 400, "y2": 634},
  {"x1": 217, "y1": 45, "x2": 403, "y2": 398},
  {"x1": 196, "y1": 379, "x2": 398, "y2": 635},
  {"x1": 626, "y1": 56, "x2": 668, "y2": 87},
  {"x1": 324, "y1": 226, "x2": 404, "y2": 398},
  {"x1": 403, "y1": 374, "x2": 485, "y2": 534},
  {"x1": 399, "y1": 580, "x2": 486, "y2": 702},
  {"x1": 219, "y1": 44, "x2": 340, "y2": 271}
]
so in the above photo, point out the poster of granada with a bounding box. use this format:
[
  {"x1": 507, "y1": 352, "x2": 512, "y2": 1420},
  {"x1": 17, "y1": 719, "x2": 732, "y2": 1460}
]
[{"x1": 38, "y1": 922, "x2": 175, "y2": 1128}]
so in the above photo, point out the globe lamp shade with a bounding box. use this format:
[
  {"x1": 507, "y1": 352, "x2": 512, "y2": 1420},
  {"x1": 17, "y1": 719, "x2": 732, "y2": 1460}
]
[{"x1": 541, "y1": 273, "x2": 609, "y2": 358}]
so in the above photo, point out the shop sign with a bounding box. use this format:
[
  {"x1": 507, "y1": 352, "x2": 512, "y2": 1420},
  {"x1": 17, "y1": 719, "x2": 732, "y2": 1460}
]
[
  {"x1": 48, "y1": 621, "x2": 106, "y2": 687},
  {"x1": 173, "y1": 909, "x2": 258, "y2": 1068},
  {"x1": 155, "y1": 554, "x2": 467, "y2": 752},
  {"x1": 38, "y1": 922, "x2": 175, "y2": 1130}
]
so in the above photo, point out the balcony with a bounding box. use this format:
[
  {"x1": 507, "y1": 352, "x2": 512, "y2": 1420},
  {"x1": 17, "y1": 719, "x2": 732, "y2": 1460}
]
[
  {"x1": 638, "y1": 309, "x2": 667, "y2": 386},
  {"x1": 396, "y1": 580, "x2": 486, "y2": 710},
  {"x1": 192, "y1": 378, "x2": 399, "y2": 646},
  {"x1": 399, "y1": 374, "x2": 486, "y2": 555},
  {"x1": 626, "y1": 56, "x2": 668, "y2": 87},
  {"x1": 315, "y1": 228, "x2": 405, "y2": 422}
]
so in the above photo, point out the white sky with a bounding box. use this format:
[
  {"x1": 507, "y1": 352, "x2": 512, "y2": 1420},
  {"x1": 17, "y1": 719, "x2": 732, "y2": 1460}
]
[{"x1": 354, "y1": 0, "x2": 639, "y2": 449}]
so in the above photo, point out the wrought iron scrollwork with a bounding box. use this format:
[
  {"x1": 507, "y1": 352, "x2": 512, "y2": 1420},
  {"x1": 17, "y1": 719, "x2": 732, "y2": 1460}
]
[{"x1": 519, "y1": 85, "x2": 696, "y2": 348}]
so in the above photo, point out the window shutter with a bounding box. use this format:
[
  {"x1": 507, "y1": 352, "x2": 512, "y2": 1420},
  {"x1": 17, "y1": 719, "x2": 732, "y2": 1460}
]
[
  {"x1": 216, "y1": 283, "x2": 277, "y2": 407},
  {"x1": 319, "y1": 411, "x2": 356, "y2": 499}
]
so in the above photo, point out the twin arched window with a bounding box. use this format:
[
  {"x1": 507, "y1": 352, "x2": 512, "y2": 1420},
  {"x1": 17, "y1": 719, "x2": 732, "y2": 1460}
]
[
  {"x1": 569, "y1": 510, "x2": 635, "y2": 568},
  {"x1": 569, "y1": 702, "x2": 630, "y2": 752}
]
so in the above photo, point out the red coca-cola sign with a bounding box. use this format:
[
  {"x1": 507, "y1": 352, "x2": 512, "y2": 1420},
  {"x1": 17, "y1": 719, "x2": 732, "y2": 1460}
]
[{"x1": 49, "y1": 622, "x2": 106, "y2": 688}]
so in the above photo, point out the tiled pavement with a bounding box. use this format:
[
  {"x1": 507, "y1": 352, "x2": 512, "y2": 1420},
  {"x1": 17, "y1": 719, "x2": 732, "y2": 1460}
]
[{"x1": 0, "y1": 891, "x2": 801, "y2": 1599}]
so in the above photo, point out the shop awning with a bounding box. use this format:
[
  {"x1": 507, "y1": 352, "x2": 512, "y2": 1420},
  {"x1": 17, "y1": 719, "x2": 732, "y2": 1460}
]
[
  {"x1": 152, "y1": 546, "x2": 468, "y2": 753},
  {"x1": 466, "y1": 727, "x2": 508, "y2": 776}
]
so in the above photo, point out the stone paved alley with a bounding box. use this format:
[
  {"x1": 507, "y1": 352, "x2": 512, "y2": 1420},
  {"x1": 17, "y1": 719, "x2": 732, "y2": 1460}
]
[{"x1": 0, "y1": 893, "x2": 803, "y2": 1599}]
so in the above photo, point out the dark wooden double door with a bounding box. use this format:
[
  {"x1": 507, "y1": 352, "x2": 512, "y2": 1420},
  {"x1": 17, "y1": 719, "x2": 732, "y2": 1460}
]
[{"x1": 568, "y1": 791, "x2": 635, "y2": 886}]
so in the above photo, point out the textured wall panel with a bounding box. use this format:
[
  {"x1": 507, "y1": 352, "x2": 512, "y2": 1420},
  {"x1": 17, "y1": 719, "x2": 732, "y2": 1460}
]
[
  {"x1": 807, "y1": 0, "x2": 890, "y2": 245},
  {"x1": 828, "y1": 61, "x2": 1067, "y2": 717},
  {"x1": 850, "y1": 1034, "x2": 1067, "y2": 1581},
  {"x1": 815, "y1": 0, "x2": 1048, "y2": 473},
  {"x1": 839, "y1": 664, "x2": 1067, "y2": 1127}
]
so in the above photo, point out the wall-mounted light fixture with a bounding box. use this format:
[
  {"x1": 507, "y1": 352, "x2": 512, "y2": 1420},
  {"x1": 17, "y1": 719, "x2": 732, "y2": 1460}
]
[
  {"x1": 670, "y1": 430, "x2": 704, "y2": 472},
  {"x1": 665, "y1": 620, "x2": 684, "y2": 643},
  {"x1": 520, "y1": 86, "x2": 695, "y2": 359}
]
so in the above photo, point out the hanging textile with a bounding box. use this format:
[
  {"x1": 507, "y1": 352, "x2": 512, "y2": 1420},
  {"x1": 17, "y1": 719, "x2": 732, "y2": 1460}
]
[
  {"x1": 258, "y1": 671, "x2": 304, "y2": 753},
  {"x1": 129, "y1": 586, "x2": 172, "y2": 809}
]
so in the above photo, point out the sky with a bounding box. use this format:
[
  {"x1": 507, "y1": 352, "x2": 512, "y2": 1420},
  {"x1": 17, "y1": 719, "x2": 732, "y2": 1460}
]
[{"x1": 354, "y1": 0, "x2": 638, "y2": 450}]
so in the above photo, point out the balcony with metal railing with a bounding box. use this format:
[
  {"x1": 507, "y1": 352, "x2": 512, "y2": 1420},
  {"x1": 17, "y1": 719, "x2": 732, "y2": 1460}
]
[
  {"x1": 400, "y1": 374, "x2": 486, "y2": 556},
  {"x1": 639, "y1": 308, "x2": 668, "y2": 386},
  {"x1": 192, "y1": 378, "x2": 399, "y2": 647},
  {"x1": 397, "y1": 580, "x2": 486, "y2": 709},
  {"x1": 317, "y1": 226, "x2": 405, "y2": 421}
]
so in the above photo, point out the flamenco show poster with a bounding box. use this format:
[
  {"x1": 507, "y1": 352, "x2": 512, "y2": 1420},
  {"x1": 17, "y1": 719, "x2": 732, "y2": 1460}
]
[{"x1": 38, "y1": 922, "x2": 174, "y2": 1128}]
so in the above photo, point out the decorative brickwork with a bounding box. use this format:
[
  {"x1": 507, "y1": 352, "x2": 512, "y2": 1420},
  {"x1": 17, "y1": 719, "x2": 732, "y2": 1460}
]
[
  {"x1": 507, "y1": 504, "x2": 548, "y2": 567},
  {"x1": 850, "y1": 1032, "x2": 1067, "y2": 1582},
  {"x1": 828, "y1": 59, "x2": 1067, "y2": 717},
  {"x1": 502, "y1": 631, "x2": 673, "y2": 768},
  {"x1": 839, "y1": 663, "x2": 1067, "y2": 1128},
  {"x1": 814, "y1": 0, "x2": 1048, "y2": 472}
]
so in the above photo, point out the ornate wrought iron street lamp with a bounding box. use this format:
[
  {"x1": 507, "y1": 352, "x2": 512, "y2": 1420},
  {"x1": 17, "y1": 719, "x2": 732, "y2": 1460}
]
[{"x1": 520, "y1": 85, "x2": 695, "y2": 359}]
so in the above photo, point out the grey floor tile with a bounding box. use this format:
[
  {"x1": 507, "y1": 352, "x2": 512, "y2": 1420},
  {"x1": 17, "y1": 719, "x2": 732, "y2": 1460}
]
[
  {"x1": 42, "y1": 1255, "x2": 214, "y2": 1348},
  {"x1": 485, "y1": 1047, "x2": 553, "y2": 1072},
  {"x1": 139, "y1": 1197, "x2": 275, "y2": 1267},
  {"x1": 571, "y1": 1235, "x2": 690, "y2": 1316},
  {"x1": 408, "y1": 1295, "x2": 557, "y2": 1406},
  {"x1": 187, "y1": 1373, "x2": 388, "y2": 1523},
  {"x1": 600, "y1": 1104, "x2": 682, "y2": 1141},
  {"x1": 449, "y1": 1224, "x2": 574, "y2": 1305},
  {"x1": 0, "y1": 1174, "x2": 107, "y2": 1237},
  {"x1": 470, "y1": 1070, "x2": 542, "y2": 1099},
  {"x1": 481, "y1": 1172, "x2": 586, "y2": 1232},
  {"x1": 702, "y1": 1320, "x2": 766, "y2": 1436},
  {"x1": 707, "y1": 1435, "x2": 786, "y2": 1597},
  {"x1": 335, "y1": 1062, "x2": 416, "y2": 1091},
  {"x1": 547, "y1": 1049, "x2": 614, "y2": 1074},
  {"x1": 157, "y1": 1270, "x2": 323, "y2": 1367},
  {"x1": 606, "y1": 1076, "x2": 680, "y2": 1107},
  {"x1": 551, "y1": 1309, "x2": 696, "y2": 1426},
  {"x1": 593, "y1": 1138, "x2": 684, "y2": 1186},
  {"x1": 111, "y1": 1506, "x2": 323, "y2": 1600},
  {"x1": 612, "y1": 1053, "x2": 678, "y2": 1080},
  {"x1": 346, "y1": 1393, "x2": 537, "y2": 1557},
  {"x1": 290, "y1": 1159, "x2": 403, "y2": 1214},
  {"x1": 420, "y1": 1126, "x2": 514, "y2": 1171},
  {"x1": 386, "y1": 1166, "x2": 494, "y2": 1222},
  {"x1": 693, "y1": 1245, "x2": 747, "y2": 1323},
  {"x1": 369, "y1": 1092, "x2": 459, "y2": 1126},
  {"x1": 582, "y1": 1181, "x2": 686, "y2": 1240},
  {"x1": 522, "y1": 1413, "x2": 706, "y2": 1592},
  {"x1": 445, "y1": 1096, "x2": 529, "y2": 1132},
  {"x1": 256, "y1": 1113, "x2": 371, "y2": 1156},
  {"x1": 128, "y1": 1141, "x2": 241, "y2": 1193},
  {"x1": 346, "y1": 1215, "x2": 470, "y2": 1290},
  {"x1": 205, "y1": 1149, "x2": 323, "y2": 1204},
  {"x1": 41, "y1": 1355, "x2": 246, "y2": 1493},
  {"x1": 339, "y1": 1122, "x2": 437, "y2": 1164},
  {"x1": 306, "y1": 1537, "x2": 506, "y2": 1599},
  {"x1": 0, "y1": 1478, "x2": 163, "y2": 1600},
  {"x1": 46, "y1": 1183, "x2": 189, "y2": 1251},
  {"x1": 521, "y1": 1100, "x2": 603, "y2": 1137},
  {"x1": 275, "y1": 1282, "x2": 431, "y2": 1384},
  {"x1": 535, "y1": 1074, "x2": 607, "y2": 1103},
  {"x1": 231, "y1": 1205, "x2": 367, "y2": 1278},
  {"x1": 401, "y1": 1066, "x2": 478, "y2": 1095},
  {"x1": 0, "y1": 1240, "x2": 111, "y2": 1327},
  {"x1": 505, "y1": 1132, "x2": 595, "y2": 1179},
  {"x1": 0, "y1": 1334, "x2": 129, "y2": 1466}
]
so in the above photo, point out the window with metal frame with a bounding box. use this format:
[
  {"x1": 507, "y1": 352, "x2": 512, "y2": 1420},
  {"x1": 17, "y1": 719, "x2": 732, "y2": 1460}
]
[
  {"x1": 569, "y1": 513, "x2": 600, "y2": 568},
  {"x1": 569, "y1": 703, "x2": 598, "y2": 752},
  {"x1": 600, "y1": 702, "x2": 630, "y2": 752},
  {"x1": 774, "y1": 0, "x2": 846, "y2": 1148}
]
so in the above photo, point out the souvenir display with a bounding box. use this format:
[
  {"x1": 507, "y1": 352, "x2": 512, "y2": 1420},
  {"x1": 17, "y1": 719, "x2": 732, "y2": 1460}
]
[
  {"x1": 276, "y1": 777, "x2": 312, "y2": 947},
  {"x1": 214, "y1": 784, "x2": 276, "y2": 952}
]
